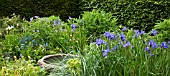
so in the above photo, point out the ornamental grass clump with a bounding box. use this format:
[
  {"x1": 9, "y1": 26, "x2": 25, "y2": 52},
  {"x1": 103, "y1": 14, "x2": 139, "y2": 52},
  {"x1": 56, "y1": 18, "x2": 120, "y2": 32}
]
[{"x1": 79, "y1": 27, "x2": 170, "y2": 76}]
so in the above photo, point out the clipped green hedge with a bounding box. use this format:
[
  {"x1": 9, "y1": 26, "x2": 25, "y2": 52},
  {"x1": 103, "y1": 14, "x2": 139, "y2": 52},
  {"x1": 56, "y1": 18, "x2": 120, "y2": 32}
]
[
  {"x1": 0, "y1": 0, "x2": 82, "y2": 21},
  {"x1": 81, "y1": 0, "x2": 170, "y2": 32}
]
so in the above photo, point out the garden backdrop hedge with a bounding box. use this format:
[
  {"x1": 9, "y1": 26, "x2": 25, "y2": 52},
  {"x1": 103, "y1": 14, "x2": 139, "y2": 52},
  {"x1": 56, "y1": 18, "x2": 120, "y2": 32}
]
[
  {"x1": 1, "y1": 0, "x2": 170, "y2": 32},
  {"x1": 0, "y1": 0, "x2": 82, "y2": 21},
  {"x1": 81, "y1": 0, "x2": 170, "y2": 32}
]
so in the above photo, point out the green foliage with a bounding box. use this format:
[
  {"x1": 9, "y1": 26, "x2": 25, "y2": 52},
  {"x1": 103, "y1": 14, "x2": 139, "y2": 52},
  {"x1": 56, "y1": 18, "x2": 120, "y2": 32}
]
[
  {"x1": 79, "y1": 10, "x2": 118, "y2": 41},
  {"x1": 0, "y1": 56, "x2": 46, "y2": 76},
  {"x1": 67, "y1": 58, "x2": 81, "y2": 75},
  {"x1": 81, "y1": 1, "x2": 170, "y2": 32},
  {"x1": 152, "y1": 19, "x2": 170, "y2": 42}
]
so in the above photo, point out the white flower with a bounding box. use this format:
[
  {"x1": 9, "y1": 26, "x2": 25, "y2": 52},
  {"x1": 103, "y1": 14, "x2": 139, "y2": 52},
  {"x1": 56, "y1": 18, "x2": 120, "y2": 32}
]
[{"x1": 6, "y1": 26, "x2": 14, "y2": 30}]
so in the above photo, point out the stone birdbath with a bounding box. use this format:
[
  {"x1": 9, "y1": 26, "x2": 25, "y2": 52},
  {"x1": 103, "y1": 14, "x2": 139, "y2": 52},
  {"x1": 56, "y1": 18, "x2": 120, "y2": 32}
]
[{"x1": 38, "y1": 54, "x2": 78, "y2": 70}]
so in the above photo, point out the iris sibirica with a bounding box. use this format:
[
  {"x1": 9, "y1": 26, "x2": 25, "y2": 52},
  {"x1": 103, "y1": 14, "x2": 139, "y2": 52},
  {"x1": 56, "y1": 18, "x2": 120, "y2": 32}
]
[
  {"x1": 102, "y1": 45, "x2": 118, "y2": 57},
  {"x1": 120, "y1": 33, "x2": 126, "y2": 41},
  {"x1": 96, "y1": 38, "x2": 105, "y2": 46},
  {"x1": 102, "y1": 48, "x2": 110, "y2": 57},
  {"x1": 160, "y1": 42, "x2": 169, "y2": 49},
  {"x1": 122, "y1": 27, "x2": 127, "y2": 31},
  {"x1": 132, "y1": 30, "x2": 145, "y2": 38},
  {"x1": 123, "y1": 41, "x2": 131, "y2": 48},
  {"x1": 145, "y1": 47, "x2": 151, "y2": 53},
  {"x1": 148, "y1": 40, "x2": 157, "y2": 49},
  {"x1": 104, "y1": 32, "x2": 111, "y2": 38},
  {"x1": 112, "y1": 45, "x2": 118, "y2": 51},
  {"x1": 140, "y1": 31, "x2": 145, "y2": 35},
  {"x1": 152, "y1": 30, "x2": 157, "y2": 36},
  {"x1": 109, "y1": 34, "x2": 118, "y2": 40},
  {"x1": 104, "y1": 32, "x2": 118, "y2": 40}
]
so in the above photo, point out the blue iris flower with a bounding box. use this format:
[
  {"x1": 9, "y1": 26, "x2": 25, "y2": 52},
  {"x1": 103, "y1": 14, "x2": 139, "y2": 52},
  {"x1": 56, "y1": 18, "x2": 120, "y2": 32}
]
[
  {"x1": 122, "y1": 27, "x2": 127, "y2": 31},
  {"x1": 133, "y1": 30, "x2": 144, "y2": 38},
  {"x1": 151, "y1": 42, "x2": 157, "y2": 49},
  {"x1": 134, "y1": 30, "x2": 139, "y2": 33},
  {"x1": 109, "y1": 34, "x2": 117, "y2": 40},
  {"x1": 152, "y1": 30, "x2": 157, "y2": 36},
  {"x1": 111, "y1": 45, "x2": 118, "y2": 51},
  {"x1": 148, "y1": 40, "x2": 157, "y2": 49},
  {"x1": 102, "y1": 48, "x2": 110, "y2": 57},
  {"x1": 104, "y1": 32, "x2": 111, "y2": 38},
  {"x1": 145, "y1": 47, "x2": 151, "y2": 53},
  {"x1": 148, "y1": 40, "x2": 154, "y2": 46},
  {"x1": 140, "y1": 31, "x2": 145, "y2": 35},
  {"x1": 96, "y1": 38, "x2": 105, "y2": 46},
  {"x1": 123, "y1": 41, "x2": 131, "y2": 48},
  {"x1": 120, "y1": 33, "x2": 126, "y2": 41},
  {"x1": 160, "y1": 42, "x2": 169, "y2": 49}
]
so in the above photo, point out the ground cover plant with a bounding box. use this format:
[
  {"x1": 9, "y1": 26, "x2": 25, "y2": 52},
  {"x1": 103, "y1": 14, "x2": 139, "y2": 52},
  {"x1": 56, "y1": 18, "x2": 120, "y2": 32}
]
[
  {"x1": 0, "y1": 56, "x2": 46, "y2": 76},
  {"x1": 0, "y1": 9, "x2": 170, "y2": 76}
]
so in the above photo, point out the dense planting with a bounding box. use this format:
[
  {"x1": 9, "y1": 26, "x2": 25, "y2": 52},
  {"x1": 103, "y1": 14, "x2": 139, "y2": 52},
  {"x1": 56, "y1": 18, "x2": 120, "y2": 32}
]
[{"x1": 0, "y1": 10, "x2": 170, "y2": 76}]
